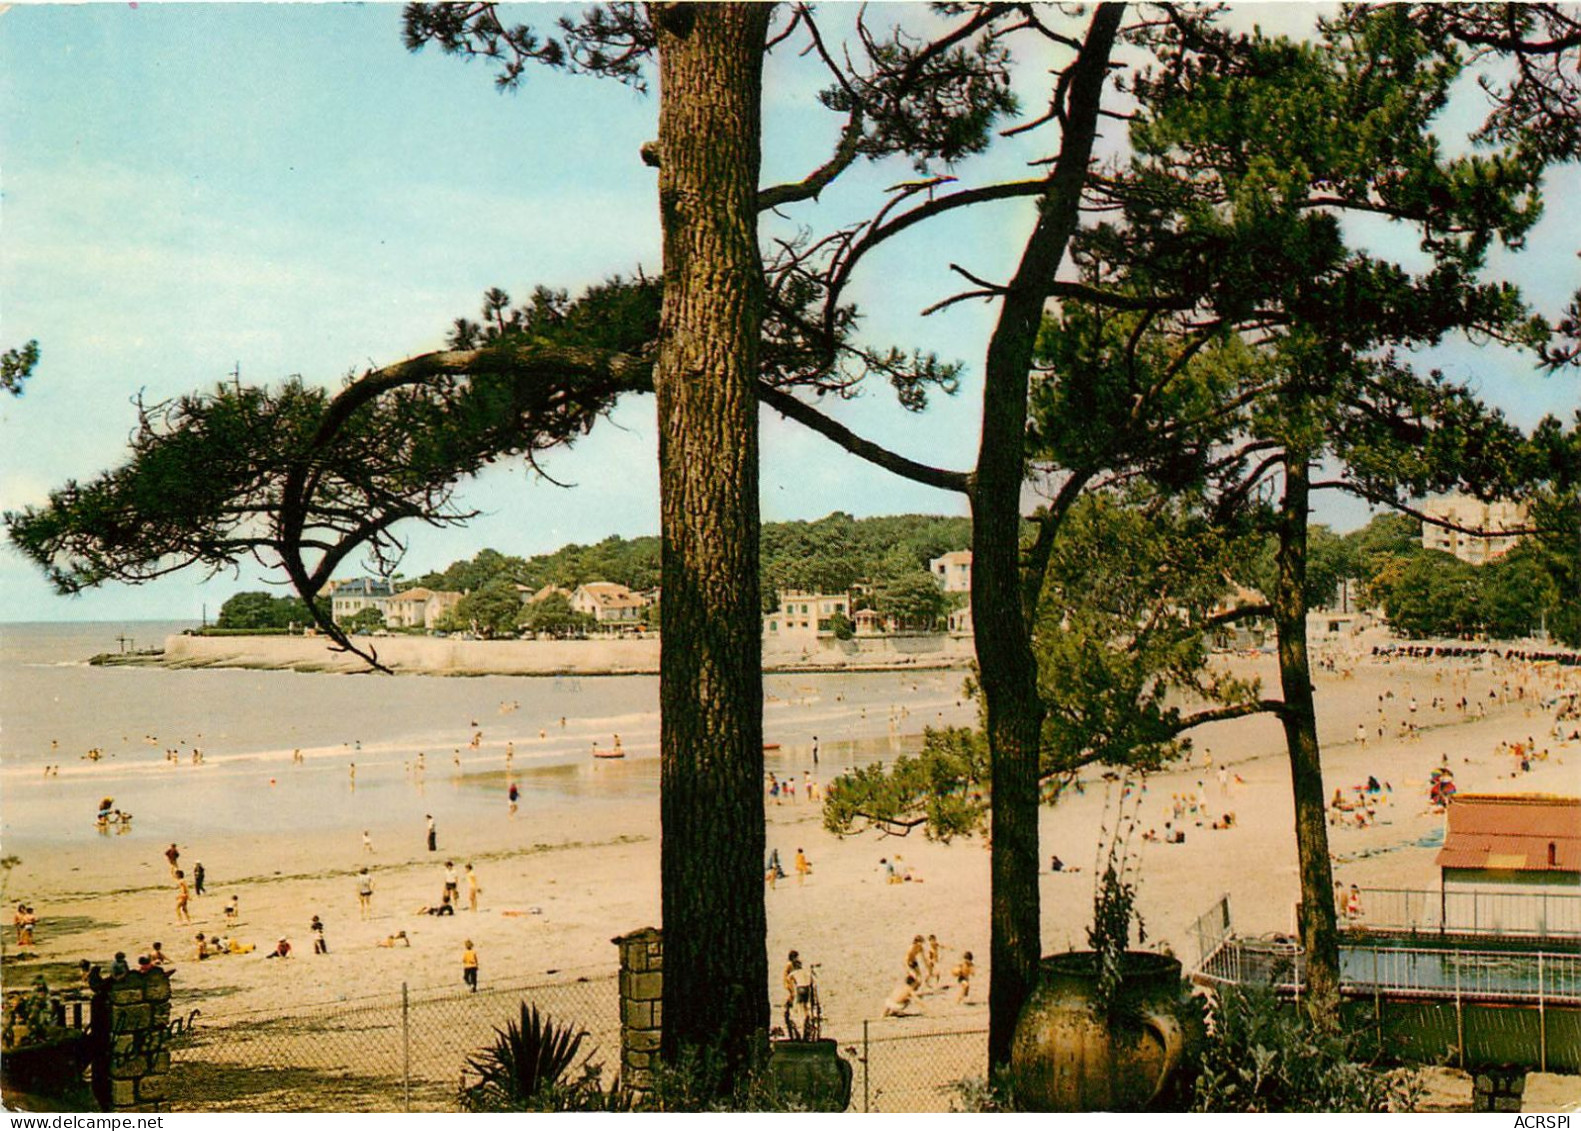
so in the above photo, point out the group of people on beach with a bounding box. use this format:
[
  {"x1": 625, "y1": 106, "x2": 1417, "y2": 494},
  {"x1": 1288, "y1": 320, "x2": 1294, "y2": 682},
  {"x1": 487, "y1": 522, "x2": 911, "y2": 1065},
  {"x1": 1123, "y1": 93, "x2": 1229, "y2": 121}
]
[{"x1": 881, "y1": 932, "x2": 974, "y2": 1017}]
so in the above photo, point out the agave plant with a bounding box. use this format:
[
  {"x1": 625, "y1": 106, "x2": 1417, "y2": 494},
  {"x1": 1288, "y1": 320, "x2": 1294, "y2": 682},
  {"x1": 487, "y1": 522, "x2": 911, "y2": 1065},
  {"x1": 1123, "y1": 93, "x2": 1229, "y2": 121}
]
[{"x1": 460, "y1": 1003, "x2": 596, "y2": 1111}]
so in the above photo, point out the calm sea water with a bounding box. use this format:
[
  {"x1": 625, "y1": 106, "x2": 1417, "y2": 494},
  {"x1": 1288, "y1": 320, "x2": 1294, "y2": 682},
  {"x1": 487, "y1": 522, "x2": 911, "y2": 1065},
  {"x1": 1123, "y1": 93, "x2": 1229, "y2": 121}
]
[{"x1": 0, "y1": 621, "x2": 972, "y2": 851}]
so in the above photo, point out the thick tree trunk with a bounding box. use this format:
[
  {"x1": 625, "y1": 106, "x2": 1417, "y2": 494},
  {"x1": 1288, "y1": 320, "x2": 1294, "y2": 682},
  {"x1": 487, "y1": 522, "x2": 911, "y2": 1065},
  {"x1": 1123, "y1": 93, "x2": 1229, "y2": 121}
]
[
  {"x1": 1272, "y1": 453, "x2": 1342, "y2": 1026},
  {"x1": 971, "y1": 3, "x2": 1125, "y2": 1071},
  {"x1": 651, "y1": 2, "x2": 773, "y2": 1068}
]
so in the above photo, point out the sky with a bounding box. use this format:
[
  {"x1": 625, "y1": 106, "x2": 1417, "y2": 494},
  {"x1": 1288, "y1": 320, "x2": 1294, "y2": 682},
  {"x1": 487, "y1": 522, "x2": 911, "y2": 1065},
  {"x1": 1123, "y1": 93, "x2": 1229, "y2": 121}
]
[{"x1": 1, "y1": 2, "x2": 1577, "y2": 622}]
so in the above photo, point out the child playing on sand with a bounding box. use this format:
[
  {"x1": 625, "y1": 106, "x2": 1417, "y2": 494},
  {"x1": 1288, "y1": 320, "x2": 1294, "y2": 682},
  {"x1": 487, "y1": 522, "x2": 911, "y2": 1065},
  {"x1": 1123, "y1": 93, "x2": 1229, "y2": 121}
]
[
  {"x1": 924, "y1": 934, "x2": 941, "y2": 988},
  {"x1": 462, "y1": 940, "x2": 479, "y2": 992},
  {"x1": 377, "y1": 931, "x2": 410, "y2": 948},
  {"x1": 883, "y1": 974, "x2": 922, "y2": 1017},
  {"x1": 174, "y1": 872, "x2": 191, "y2": 924},
  {"x1": 953, "y1": 951, "x2": 976, "y2": 1002},
  {"x1": 311, "y1": 916, "x2": 328, "y2": 954},
  {"x1": 904, "y1": 935, "x2": 925, "y2": 980},
  {"x1": 357, "y1": 869, "x2": 374, "y2": 919},
  {"x1": 465, "y1": 864, "x2": 480, "y2": 912},
  {"x1": 224, "y1": 895, "x2": 239, "y2": 925},
  {"x1": 794, "y1": 848, "x2": 811, "y2": 886},
  {"x1": 266, "y1": 939, "x2": 292, "y2": 959}
]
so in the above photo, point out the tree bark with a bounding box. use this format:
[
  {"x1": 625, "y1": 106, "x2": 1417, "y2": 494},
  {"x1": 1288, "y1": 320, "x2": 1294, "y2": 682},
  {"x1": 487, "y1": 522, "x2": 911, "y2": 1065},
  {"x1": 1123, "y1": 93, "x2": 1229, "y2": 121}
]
[
  {"x1": 970, "y1": 3, "x2": 1125, "y2": 1070},
  {"x1": 1273, "y1": 452, "x2": 1342, "y2": 1026},
  {"x1": 651, "y1": 2, "x2": 773, "y2": 1068}
]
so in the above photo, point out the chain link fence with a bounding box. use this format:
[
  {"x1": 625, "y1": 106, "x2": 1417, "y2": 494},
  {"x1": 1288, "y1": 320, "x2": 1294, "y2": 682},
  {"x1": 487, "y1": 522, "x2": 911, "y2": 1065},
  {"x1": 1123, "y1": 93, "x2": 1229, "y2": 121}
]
[
  {"x1": 164, "y1": 975, "x2": 992, "y2": 1112},
  {"x1": 166, "y1": 970, "x2": 619, "y2": 1111},
  {"x1": 835, "y1": 1020, "x2": 990, "y2": 1112}
]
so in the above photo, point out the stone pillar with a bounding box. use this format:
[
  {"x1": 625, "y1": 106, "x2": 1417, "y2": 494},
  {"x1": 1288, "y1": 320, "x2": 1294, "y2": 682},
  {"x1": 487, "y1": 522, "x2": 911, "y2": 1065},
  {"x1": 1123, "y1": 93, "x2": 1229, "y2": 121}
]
[
  {"x1": 613, "y1": 927, "x2": 663, "y2": 1093},
  {"x1": 90, "y1": 970, "x2": 173, "y2": 1112},
  {"x1": 1471, "y1": 1068, "x2": 1526, "y2": 1113}
]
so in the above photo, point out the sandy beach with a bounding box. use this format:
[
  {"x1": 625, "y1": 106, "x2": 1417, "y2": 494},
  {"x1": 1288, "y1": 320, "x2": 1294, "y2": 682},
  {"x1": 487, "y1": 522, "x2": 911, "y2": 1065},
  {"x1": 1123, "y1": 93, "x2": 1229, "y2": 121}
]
[{"x1": 5, "y1": 629, "x2": 1580, "y2": 1110}]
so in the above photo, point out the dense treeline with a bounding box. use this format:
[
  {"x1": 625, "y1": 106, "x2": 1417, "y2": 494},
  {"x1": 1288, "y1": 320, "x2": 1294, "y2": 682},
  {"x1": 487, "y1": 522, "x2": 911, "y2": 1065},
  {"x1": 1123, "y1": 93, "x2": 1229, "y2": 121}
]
[
  {"x1": 408, "y1": 511, "x2": 973, "y2": 612},
  {"x1": 218, "y1": 505, "x2": 1573, "y2": 645}
]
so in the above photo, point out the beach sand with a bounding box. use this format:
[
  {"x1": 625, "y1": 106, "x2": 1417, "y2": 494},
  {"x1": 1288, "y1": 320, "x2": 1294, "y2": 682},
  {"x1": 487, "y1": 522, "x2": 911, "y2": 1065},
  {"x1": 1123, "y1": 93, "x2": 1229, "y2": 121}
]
[{"x1": 6, "y1": 638, "x2": 1579, "y2": 1110}]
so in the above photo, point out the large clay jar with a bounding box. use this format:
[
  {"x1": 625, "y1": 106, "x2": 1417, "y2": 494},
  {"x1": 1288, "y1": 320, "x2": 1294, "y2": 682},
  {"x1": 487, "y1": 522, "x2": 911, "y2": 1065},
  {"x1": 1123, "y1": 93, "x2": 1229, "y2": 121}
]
[
  {"x1": 767, "y1": 1039, "x2": 854, "y2": 1112},
  {"x1": 1010, "y1": 950, "x2": 1200, "y2": 1111}
]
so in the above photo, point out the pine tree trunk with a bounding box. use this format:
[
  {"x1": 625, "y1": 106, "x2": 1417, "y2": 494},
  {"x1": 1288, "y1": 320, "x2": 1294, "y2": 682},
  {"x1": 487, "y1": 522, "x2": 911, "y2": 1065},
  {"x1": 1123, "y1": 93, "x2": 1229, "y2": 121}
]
[
  {"x1": 970, "y1": 4, "x2": 1125, "y2": 1070},
  {"x1": 1273, "y1": 453, "x2": 1342, "y2": 1026},
  {"x1": 651, "y1": 1, "x2": 772, "y2": 1067}
]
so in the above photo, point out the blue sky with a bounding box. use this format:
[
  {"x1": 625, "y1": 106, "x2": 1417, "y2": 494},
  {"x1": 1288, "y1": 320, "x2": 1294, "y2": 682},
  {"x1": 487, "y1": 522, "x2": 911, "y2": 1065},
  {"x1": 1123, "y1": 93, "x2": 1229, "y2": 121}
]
[{"x1": 2, "y1": 3, "x2": 1577, "y2": 622}]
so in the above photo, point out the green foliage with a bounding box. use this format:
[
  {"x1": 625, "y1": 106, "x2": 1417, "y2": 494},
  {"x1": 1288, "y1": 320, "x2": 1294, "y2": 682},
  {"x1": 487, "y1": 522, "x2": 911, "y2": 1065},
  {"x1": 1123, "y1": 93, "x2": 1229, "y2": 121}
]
[
  {"x1": 340, "y1": 606, "x2": 387, "y2": 634},
  {"x1": 824, "y1": 492, "x2": 1269, "y2": 841},
  {"x1": 873, "y1": 569, "x2": 948, "y2": 630},
  {"x1": 452, "y1": 576, "x2": 527, "y2": 638},
  {"x1": 459, "y1": 1004, "x2": 599, "y2": 1112},
  {"x1": 1371, "y1": 544, "x2": 1561, "y2": 642},
  {"x1": 215, "y1": 590, "x2": 315, "y2": 631},
  {"x1": 518, "y1": 591, "x2": 596, "y2": 638},
  {"x1": 411, "y1": 514, "x2": 972, "y2": 612},
  {"x1": 2, "y1": 340, "x2": 38, "y2": 396},
  {"x1": 824, "y1": 726, "x2": 988, "y2": 840},
  {"x1": 826, "y1": 609, "x2": 854, "y2": 641},
  {"x1": 1191, "y1": 985, "x2": 1420, "y2": 1113},
  {"x1": 1037, "y1": 491, "x2": 1264, "y2": 777},
  {"x1": 641, "y1": 1040, "x2": 807, "y2": 1113},
  {"x1": 1088, "y1": 779, "x2": 1147, "y2": 1019}
]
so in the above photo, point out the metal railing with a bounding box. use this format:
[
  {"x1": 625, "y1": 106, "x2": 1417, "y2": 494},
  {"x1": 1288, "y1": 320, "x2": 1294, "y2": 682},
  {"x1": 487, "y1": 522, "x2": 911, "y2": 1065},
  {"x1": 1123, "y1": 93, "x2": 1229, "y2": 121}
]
[
  {"x1": 1197, "y1": 939, "x2": 1581, "y2": 1007},
  {"x1": 1353, "y1": 887, "x2": 1581, "y2": 939}
]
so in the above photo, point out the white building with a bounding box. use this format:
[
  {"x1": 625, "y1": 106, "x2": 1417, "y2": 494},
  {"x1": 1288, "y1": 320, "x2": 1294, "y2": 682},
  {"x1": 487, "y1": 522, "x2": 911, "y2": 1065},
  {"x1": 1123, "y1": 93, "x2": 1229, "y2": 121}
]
[
  {"x1": 570, "y1": 582, "x2": 648, "y2": 628},
  {"x1": 329, "y1": 577, "x2": 392, "y2": 622},
  {"x1": 929, "y1": 550, "x2": 973, "y2": 593},
  {"x1": 384, "y1": 587, "x2": 462, "y2": 630},
  {"x1": 1420, "y1": 495, "x2": 1527, "y2": 565},
  {"x1": 764, "y1": 591, "x2": 851, "y2": 638}
]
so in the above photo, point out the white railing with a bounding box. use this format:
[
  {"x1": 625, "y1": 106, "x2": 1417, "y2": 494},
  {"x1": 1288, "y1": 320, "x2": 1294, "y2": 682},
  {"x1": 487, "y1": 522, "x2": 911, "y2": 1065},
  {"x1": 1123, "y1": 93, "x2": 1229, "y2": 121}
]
[{"x1": 1350, "y1": 887, "x2": 1581, "y2": 939}]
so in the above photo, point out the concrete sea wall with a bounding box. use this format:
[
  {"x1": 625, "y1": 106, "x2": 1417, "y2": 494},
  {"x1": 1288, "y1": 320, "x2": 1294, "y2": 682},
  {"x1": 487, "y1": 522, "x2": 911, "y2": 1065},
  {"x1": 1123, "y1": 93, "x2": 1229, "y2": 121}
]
[{"x1": 155, "y1": 631, "x2": 974, "y2": 676}]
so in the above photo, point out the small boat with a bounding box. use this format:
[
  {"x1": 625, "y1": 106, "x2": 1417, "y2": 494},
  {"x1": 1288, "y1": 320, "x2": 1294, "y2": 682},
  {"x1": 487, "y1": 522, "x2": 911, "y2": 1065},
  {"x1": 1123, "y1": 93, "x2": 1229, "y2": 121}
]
[
  {"x1": 592, "y1": 748, "x2": 625, "y2": 760},
  {"x1": 763, "y1": 743, "x2": 781, "y2": 752}
]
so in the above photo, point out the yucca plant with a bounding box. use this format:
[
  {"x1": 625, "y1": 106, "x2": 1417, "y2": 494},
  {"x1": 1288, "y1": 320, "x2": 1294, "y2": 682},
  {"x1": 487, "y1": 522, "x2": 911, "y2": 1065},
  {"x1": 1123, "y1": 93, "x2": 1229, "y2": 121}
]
[{"x1": 460, "y1": 1003, "x2": 596, "y2": 1112}]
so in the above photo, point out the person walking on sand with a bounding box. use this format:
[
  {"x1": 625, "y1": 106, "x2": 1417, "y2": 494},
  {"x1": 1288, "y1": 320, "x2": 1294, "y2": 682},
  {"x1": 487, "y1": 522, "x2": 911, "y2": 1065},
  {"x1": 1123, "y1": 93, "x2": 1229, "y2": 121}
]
[
  {"x1": 192, "y1": 861, "x2": 206, "y2": 896},
  {"x1": 924, "y1": 934, "x2": 941, "y2": 988},
  {"x1": 443, "y1": 862, "x2": 459, "y2": 904},
  {"x1": 426, "y1": 815, "x2": 437, "y2": 852},
  {"x1": 465, "y1": 864, "x2": 480, "y2": 912},
  {"x1": 794, "y1": 847, "x2": 811, "y2": 886},
  {"x1": 225, "y1": 895, "x2": 239, "y2": 925},
  {"x1": 362, "y1": 830, "x2": 373, "y2": 854},
  {"x1": 311, "y1": 915, "x2": 328, "y2": 954},
  {"x1": 357, "y1": 868, "x2": 374, "y2": 919},
  {"x1": 462, "y1": 940, "x2": 479, "y2": 992},
  {"x1": 174, "y1": 871, "x2": 191, "y2": 923},
  {"x1": 905, "y1": 934, "x2": 925, "y2": 980},
  {"x1": 165, "y1": 843, "x2": 180, "y2": 877}
]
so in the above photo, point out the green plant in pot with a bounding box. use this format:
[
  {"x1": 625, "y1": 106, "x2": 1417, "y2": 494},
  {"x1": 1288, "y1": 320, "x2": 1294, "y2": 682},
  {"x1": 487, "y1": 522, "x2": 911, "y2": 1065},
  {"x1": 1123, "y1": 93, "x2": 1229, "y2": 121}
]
[{"x1": 1009, "y1": 775, "x2": 1204, "y2": 1111}]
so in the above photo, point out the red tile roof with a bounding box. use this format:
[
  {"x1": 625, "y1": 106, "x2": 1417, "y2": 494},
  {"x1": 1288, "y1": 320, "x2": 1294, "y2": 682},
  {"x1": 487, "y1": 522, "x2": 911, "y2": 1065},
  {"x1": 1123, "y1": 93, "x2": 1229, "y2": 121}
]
[{"x1": 1435, "y1": 794, "x2": 1581, "y2": 875}]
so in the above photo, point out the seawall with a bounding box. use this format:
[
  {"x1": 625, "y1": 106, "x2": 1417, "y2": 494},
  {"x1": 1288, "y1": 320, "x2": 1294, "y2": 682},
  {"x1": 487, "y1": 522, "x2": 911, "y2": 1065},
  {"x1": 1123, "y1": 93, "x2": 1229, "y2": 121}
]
[{"x1": 150, "y1": 632, "x2": 975, "y2": 676}]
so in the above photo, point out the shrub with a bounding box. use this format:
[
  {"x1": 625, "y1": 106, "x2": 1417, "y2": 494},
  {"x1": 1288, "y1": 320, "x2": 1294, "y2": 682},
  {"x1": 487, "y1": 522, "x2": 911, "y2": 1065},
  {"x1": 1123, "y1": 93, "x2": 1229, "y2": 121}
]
[
  {"x1": 459, "y1": 1004, "x2": 602, "y2": 1112},
  {"x1": 1190, "y1": 984, "x2": 1421, "y2": 1112}
]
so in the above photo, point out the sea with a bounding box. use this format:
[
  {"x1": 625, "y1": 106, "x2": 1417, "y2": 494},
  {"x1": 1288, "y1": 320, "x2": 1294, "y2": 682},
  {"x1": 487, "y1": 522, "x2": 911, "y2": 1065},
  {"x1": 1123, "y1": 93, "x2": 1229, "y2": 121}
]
[{"x1": 0, "y1": 621, "x2": 974, "y2": 852}]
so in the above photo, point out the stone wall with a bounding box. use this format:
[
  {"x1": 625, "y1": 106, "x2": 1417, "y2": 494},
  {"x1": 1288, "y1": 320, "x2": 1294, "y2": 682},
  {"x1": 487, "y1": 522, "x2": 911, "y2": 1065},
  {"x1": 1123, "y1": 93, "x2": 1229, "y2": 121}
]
[
  {"x1": 90, "y1": 970, "x2": 172, "y2": 1112},
  {"x1": 613, "y1": 927, "x2": 664, "y2": 1092}
]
